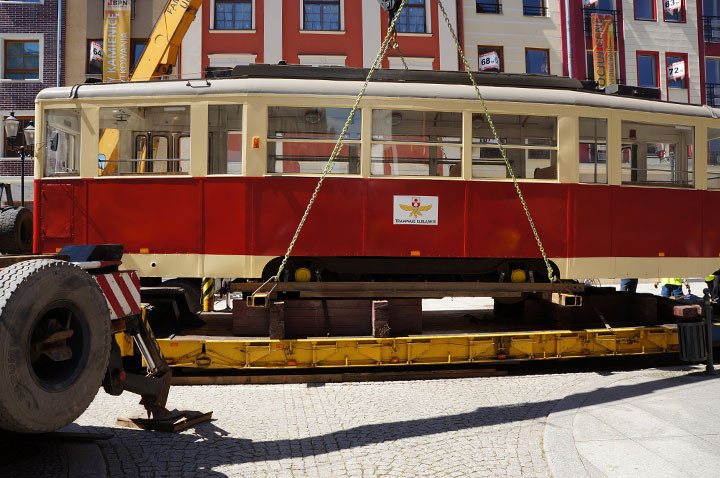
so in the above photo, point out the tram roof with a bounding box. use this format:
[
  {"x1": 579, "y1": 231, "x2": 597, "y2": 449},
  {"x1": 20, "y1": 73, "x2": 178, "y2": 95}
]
[{"x1": 38, "y1": 65, "x2": 720, "y2": 120}]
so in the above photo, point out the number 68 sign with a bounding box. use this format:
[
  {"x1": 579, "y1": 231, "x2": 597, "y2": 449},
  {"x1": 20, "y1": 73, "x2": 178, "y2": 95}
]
[{"x1": 478, "y1": 51, "x2": 500, "y2": 72}]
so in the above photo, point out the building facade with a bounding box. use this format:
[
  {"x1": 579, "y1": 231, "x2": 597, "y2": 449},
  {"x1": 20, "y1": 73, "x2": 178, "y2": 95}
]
[
  {"x1": 1, "y1": 0, "x2": 64, "y2": 167},
  {"x1": 192, "y1": 0, "x2": 459, "y2": 77}
]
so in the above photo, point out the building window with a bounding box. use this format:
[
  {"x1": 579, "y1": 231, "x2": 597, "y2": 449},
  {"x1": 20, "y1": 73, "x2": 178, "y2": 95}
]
[
  {"x1": 621, "y1": 121, "x2": 694, "y2": 187},
  {"x1": 478, "y1": 46, "x2": 503, "y2": 72},
  {"x1": 303, "y1": 0, "x2": 340, "y2": 31},
  {"x1": 525, "y1": 48, "x2": 549, "y2": 75},
  {"x1": 3, "y1": 40, "x2": 39, "y2": 80},
  {"x1": 706, "y1": 58, "x2": 720, "y2": 107},
  {"x1": 634, "y1": 0, "x2": 656, "y2": 20},
  {"x1": 396, "y1": 0, "x2": 426, "y2": 33},
  {"x1": 214, "y1": 0, "x2": 252, "y2": 30},
  {"x1": 3, "y1": 116, "x2": 33, "y2": 157},
  {"x1": 523, "y1": 0, "x2": 546, "y2": 16},
  {"x1": 663, "y1": 0, "x2": 685, "y2": 22},
  {"x1": 637, "y1": 52, "x2": 658, "y2": 87},
  {"x1": 476, "y1": 0, "x2": 502, "y2": 14},
  {"x1": 666, "y1": 55, "x2": 687, "y2": 89}
]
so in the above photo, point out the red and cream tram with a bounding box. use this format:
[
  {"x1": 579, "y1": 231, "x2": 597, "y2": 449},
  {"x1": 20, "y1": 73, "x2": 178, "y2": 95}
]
[{"x1": 33, "y1": 65, "x2": 720, "y2": 283}]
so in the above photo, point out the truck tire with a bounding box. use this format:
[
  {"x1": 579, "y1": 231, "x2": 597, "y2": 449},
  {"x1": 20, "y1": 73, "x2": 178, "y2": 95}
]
[
  {"x1": 0, "y1": 207, "x2": 33, "y2": 254},
  {"x1": 0, "y1": 260, "x2": 110, "y2": 433}
]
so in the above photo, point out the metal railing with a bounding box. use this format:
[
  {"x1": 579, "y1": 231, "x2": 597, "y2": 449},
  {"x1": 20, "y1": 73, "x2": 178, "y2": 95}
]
[
  {"x1": 476, "y1": 1, "x2": 502, "y2": 14},
  {"x1": 703, "y1": 16, "x2": 720, "y2": 43},
  {"x1": 707, "y1": 83, "x2": 720, "y2": 107},
  {"x1": 523, "y1": 5, "x2": 547, "y2": 16},
  {"x1": 583, "y1": 8, "x2": 619, "y2": 37}
]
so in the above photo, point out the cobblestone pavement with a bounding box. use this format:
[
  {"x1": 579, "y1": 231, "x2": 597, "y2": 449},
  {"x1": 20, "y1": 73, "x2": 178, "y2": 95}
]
[
  {"x1": 72, "y1": 372, "x2": 588, "y2": 478},
  {"x1": 1, "y1": 366, "x2": 710, "y2": 478}
]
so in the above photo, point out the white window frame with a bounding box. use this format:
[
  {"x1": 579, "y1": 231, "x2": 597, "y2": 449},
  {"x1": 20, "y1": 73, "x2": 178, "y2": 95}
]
[
  {"x1": 297, "y1": 54, "x2": 347, "y2": 66},
  {"x1": 387, "y1": 56, "x2": 434, "y2": 70},
  {"x1": 300, "y1": 0, "x2": 345, "y2": 32},
  {"x1": 207, "y1": 53, "x2": 257, "y2": 67},
  {"x1": 0, "y1": 33, "x2": 43, "y2": 82},
  {"x1": 209, "y1": 0, "x2": 256, "y2": 31}
]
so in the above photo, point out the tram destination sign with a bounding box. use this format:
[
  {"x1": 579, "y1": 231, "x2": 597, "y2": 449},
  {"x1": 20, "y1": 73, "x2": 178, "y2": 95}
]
[{"x1": 393, "y1": 196, "x2": 439, "y2": 225}]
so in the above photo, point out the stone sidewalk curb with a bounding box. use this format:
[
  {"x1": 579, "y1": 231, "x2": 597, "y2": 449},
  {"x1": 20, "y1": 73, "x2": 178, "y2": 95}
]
[{"x1": 542, "y1": 366, "x2": 703, "y2": 478}]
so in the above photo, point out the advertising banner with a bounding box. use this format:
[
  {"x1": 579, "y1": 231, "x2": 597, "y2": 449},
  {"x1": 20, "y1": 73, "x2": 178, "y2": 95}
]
[
  {"x1": 478, "y1": 51, "x2": 501, "y2": 71},
  {"x1": 583, "y1": 0, "x2": 599, "y2": 6},
  {"x1": 591, "y1": 14, "x2": 617, "y2": 89},
  {"x1": 667, "y1": 60, "x2": 686, "y2": 80},
  {"x1": 103, "y1": 0, "x2": 131, "y2": 82}
]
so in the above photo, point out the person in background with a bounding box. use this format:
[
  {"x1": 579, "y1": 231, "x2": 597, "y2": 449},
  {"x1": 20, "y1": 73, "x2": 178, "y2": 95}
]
[
  {"x1": 654, "y1": 278, "x2": 690, "y2": 298},
  {"x1": 620, "y1": 278, "x2": 638, "y2": 293}
]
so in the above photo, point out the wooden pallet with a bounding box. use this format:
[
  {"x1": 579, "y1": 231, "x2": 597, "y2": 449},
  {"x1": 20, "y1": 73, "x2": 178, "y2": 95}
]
[{"x1": 116, "y1": 410, "x2": 212, "y2": 432}]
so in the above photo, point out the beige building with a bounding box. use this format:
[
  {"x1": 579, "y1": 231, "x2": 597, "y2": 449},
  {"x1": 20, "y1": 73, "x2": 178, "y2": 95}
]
[
  {"x1": 621, "y1": 0, "x2": 701, "y2": 104},
  {"x1": 462, "y1": 0, "x2": 564, "y2": 75},
  {"x1": 64, "y1": 0, "x2": 178, "y2": 86}
]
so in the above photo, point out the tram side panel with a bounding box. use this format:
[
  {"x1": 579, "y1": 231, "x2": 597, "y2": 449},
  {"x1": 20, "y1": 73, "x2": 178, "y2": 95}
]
[{"x1": 36, "y1": 179, "x2": 88, "y2": 253}]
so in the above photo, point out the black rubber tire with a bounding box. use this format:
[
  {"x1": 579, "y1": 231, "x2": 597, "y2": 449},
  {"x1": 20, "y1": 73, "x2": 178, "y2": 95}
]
[
  {"x1": 0, "y1": 207, "x2": 33, "y2": 254},
  {"x1": 162, "y1": 278, "x2": 202, "y2": 313},
  {"x1": 0, "y1": 260, "x2": 110, "y2": 433}
]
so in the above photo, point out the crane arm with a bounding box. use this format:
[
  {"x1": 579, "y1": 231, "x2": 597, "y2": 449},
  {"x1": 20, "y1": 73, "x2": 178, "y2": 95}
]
[{"x1": 131, "y1": 0, "x2": 203, "y2": 81}]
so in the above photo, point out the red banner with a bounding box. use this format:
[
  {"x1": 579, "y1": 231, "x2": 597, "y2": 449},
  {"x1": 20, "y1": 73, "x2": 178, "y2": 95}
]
[{"x1": 591, "y1": 14, "x2": 617, "y2": 89}]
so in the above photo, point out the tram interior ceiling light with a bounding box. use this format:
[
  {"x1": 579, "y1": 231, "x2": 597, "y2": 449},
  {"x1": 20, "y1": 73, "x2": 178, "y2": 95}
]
[{"x1": 391, "y1": 112, "x2": 403, "y2": 126}]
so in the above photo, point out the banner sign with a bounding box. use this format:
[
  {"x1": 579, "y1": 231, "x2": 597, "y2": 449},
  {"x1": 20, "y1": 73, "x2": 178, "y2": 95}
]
[
  {"x1": 591, "y1": 14, "x2": 617, "y2": 89},
  {"x1": 103, "y1": 0, "x2": 131, "y2": 82},
  {"x1": 664, "y1": 0, "x2": 682, "y2": 13},
  {"x1": 393, "y1": 196, "x2": 439, "y2": 225},
  {"x1": 667, "y1": 60, "x2": 686, "y2": 80},
  {"x1": 478, "y1": 51, "x2": 501, "y2": 71},
  {"x1": 89, "y1": 41, "x2": 103, "y2": 64},
  {"x1": 583, "y1": 0, "x2": 599, "y2": 6}
]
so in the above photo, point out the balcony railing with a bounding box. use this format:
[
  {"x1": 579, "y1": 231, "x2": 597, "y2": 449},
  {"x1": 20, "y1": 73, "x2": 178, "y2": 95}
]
[
  {"x1": 583, "y1": 8, "x2": 619, "y2": 38},
  {"x1": 706, "y1": 83, "x2": 720, "y2": 107},
  {"x1": 704, "y1": 16, "x2": 720, "y2": 43},
  {"x1": 523, "y1": 5, "x2": 547, "y2": 16},
  {"x1": 476, "y1": 1, "x2": 502, "y2": 14}
]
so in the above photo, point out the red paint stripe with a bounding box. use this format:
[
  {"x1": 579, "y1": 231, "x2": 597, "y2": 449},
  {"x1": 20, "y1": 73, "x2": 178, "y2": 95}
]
[
  {"x1": 114, "y1": 272, "x2": 140, "y2": 315},
  {"x1": 95, "y1": 274, "x2": 124, "y2": 319}
]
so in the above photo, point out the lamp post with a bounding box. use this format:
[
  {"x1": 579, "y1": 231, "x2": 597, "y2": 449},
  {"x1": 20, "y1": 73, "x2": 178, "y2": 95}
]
[{"x1": 2, "y1": 112, "x2": 34, "y2": 207}]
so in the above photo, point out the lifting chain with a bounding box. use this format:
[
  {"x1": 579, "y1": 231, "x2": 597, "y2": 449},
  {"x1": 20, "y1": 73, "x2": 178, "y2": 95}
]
[
  {"x1": 436, "y1": 0, "x2": 555, "y2": 283},
  {"x1": 261, "y1": 0, "x2": 410, "y2": 289},
  {"x1": 258, "y1": 0, "x2": 556, "y2": 300}
]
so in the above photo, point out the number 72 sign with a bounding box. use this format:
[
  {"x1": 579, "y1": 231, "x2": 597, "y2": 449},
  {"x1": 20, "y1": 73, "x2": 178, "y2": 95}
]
[{"x1": 667, "y1": 60, "x2": 685, "y2": 80}]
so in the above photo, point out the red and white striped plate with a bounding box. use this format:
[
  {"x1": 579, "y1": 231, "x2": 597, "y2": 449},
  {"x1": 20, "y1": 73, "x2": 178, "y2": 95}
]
[{"x1": 94, "y1": 271, "x2": 141, "y2": 320}]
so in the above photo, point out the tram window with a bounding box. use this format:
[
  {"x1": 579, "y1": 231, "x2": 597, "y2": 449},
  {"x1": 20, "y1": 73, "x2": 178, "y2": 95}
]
[
  {"x1": 621, "y1": 121, "x2": 694, "y2": 187},
  {"x1": 209, "y1": 105, "x2": 243, "y2": 175},
  {"x1": 98, "y1": 106, "x2": 190, "y2": 176},
  {"x1": 44, "y1": 109, "x2": 81, "y2": 177},
  {"x1": 579, "y1": 117, "x2": 608, "y2": 184},
  {"x1": 267, "y1": 106, "x2": 361, "y2": 175},
  {"x1": 708, "y1": 127, "x2": 720, "y2": 190},
  {"x1": 371, "y1": 109, "x2": 461, "y2": 177},
  {"x1": 471, "y1": 114, "x2": 557, "y2": 180}
]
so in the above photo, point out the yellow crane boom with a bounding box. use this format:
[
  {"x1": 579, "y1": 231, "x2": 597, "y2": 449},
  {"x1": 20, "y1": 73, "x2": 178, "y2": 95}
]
[{"x1": 99, "y1": 0, "x2": 203, "y2": 176}]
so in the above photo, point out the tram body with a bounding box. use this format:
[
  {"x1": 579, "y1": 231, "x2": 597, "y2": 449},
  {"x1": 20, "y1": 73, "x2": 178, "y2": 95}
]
[{"x1": 34, "y1": 67, "x2": 720, "y2": 281}]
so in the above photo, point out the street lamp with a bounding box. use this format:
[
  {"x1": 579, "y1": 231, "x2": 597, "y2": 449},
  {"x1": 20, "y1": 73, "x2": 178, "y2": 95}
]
[{"x1": 3, "y1": 111, "x2": 33, "y2": 207}]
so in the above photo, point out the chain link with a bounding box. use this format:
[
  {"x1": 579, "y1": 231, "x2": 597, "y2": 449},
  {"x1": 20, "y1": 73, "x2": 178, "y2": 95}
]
[
  {"x1": 269, "y1": 0, "x2": 408, "y2": 284},
  {"x1": 392, "y1": 34, "x2": 409, "y2": 70},
  {"x1": 437, "y1": 0, "x2": 555, "y2": 283}
]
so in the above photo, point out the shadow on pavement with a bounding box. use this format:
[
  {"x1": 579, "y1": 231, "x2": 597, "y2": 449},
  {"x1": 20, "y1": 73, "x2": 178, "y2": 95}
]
[{"x1": 24, "y1": 368, "x2": 712, "y2": 477}]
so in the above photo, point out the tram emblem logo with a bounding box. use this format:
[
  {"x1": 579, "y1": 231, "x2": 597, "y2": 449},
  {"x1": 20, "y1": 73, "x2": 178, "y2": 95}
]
[
  {"x1": 400, "y1": 198, "x2": 433, "y2": 219},
  {"x1": 393, "y1": 195, "x2": 439, "y2": 226}
]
